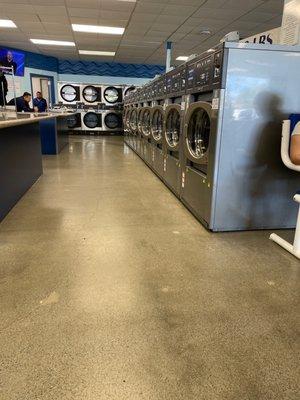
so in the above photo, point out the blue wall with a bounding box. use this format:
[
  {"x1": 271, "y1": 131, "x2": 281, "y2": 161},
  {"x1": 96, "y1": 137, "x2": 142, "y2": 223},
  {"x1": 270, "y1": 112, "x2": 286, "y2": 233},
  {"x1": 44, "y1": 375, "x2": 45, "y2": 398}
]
[
  {"x1": 58, "y1": 59, "x2": 165, "y2": 78},
  {"x1": 22, "y1": 49, "x2": 164, "y2": 79}
]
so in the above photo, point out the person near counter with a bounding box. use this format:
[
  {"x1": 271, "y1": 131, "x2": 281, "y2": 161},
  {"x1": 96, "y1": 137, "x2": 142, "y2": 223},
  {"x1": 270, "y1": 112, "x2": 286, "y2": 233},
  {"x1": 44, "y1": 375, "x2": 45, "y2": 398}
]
[
  {"x1": 7, "y1": 92, "x2": 35, "y2": 112},
  {"x1": 0, "y1": 63, "x2": 8, "y2": 106},
  {"x1": 33, "y1": 91, "x2": 47, "y2": 112}
]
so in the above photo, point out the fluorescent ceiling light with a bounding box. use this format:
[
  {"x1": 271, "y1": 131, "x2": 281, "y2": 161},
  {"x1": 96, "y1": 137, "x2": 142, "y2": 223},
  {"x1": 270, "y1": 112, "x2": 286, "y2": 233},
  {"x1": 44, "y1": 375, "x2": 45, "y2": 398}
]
[
  {"x1": 30, "y1": 39, "x2": 75, "y2": 46},
  {"x1": 0, "y1": 19, "x2": 16, "y2": 28},
  {"x1": 176, "y1": 56, "x2": 189, "y2": 61},
  {"x1": 79, "y1": 50, "x2": 115, "y2": 56},
  {"x1": 72, "y1": 24, "x2": 125, "y2": 35}
]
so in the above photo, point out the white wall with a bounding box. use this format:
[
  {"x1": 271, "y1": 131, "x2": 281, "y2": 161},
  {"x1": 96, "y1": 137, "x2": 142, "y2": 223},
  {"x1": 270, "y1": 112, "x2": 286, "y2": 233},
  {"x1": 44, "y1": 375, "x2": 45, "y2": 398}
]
[{"x1": 58, "y1": 73, "x2": 150, "y2": 87}]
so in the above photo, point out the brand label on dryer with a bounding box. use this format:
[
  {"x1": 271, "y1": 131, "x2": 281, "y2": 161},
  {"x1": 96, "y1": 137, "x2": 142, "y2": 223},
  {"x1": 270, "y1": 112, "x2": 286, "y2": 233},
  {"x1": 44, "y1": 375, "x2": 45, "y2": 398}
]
[{"x1": 212, "y1": 98, "x2": 219, "y2": 110}]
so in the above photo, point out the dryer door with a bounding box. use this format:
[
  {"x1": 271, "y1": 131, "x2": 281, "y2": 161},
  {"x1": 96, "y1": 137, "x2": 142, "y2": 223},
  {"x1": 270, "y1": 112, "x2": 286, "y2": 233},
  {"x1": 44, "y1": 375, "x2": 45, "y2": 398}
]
[
  {"x1": 151, "y1": 106, "x2": 164, "y2": 143},
  {"x1": 105, "y1": 112, "x2": 122, "y2": 130},
  {"x1": 67, "y1": 113, "x2": 80, "y2": 129},
  {"x1": 141, "y1": 107, "x2": 151, "y2": 138},
  {"x1": 60, "y1": 84, "x2": 79, "y2": 103},
  {"x1": 82, "y1": 85, "x2": 100, "y2": 103},
  {"x1": 83, "y1": 112, "x2": 100, "y2": 129},
  {"x1": 184, "y1": 101, "x2": 211, "y2": 173},
  {"x1": 103, "y1": 86, "x2": 122, "y2": 104},
  {"x1": 164, "y1": 104, "x2": 182, "y2": 151}
]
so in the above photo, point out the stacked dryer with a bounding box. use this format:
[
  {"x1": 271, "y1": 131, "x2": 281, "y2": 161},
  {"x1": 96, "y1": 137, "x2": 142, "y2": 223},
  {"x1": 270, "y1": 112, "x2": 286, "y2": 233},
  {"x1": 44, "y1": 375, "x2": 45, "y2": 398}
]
[{"x1": 57, "y1": 82, "x2": 124, "y2": 134}]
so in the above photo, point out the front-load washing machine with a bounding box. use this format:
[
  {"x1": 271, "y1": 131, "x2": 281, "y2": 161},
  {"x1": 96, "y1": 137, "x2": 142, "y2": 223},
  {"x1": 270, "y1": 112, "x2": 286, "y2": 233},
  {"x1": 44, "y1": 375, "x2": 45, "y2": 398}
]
[
  {"x1": 128, "y1": 107, "x2": 139, "y2": 150},
  {"x1": 67, "y1": 112, "x2": 82, "y2": 133},
  {"x1": 81, "y1": 111, "x2": 102, "y2": 132},
  {"x1": 102, "y1": 86, "x2": 123, "y2": 106},
  {"x1": 140, "y1": 106, "x2": 152, "y2": 165},
  {"x1": 150, "y1": 105, "x2": 164, "y2": 177},
  {"x1": 81, "y1": 85, "x2": 102, "y2": 105},
  {"x1": 58, "y1": 83, "x2": 81, "y2": 105},
  {"x1": 163, "y1": 104, "x2": 183, "y2": 196},
  {"x1": 102, "y1": 110, "x2": 123, "y2": 133}
]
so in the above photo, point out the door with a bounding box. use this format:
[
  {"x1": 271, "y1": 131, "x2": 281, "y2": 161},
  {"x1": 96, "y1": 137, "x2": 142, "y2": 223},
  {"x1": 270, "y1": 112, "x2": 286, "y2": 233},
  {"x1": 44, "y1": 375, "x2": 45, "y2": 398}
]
[{"x1": 30, "y1": 74, "x2": 55, "y2": 109}]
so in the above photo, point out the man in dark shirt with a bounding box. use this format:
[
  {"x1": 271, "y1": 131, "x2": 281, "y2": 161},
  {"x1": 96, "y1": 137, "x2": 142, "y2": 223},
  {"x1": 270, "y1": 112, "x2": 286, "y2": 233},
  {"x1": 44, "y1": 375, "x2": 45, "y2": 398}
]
[
  {"x1": 2, "y1": 51, "x2": 17, "y2": 75},
  {"x1": 33, "y1": 91, "x2": 47, "y2": 112},
  {"x1": 7, "y1": 92, "x2": 34, "y2": 112}
]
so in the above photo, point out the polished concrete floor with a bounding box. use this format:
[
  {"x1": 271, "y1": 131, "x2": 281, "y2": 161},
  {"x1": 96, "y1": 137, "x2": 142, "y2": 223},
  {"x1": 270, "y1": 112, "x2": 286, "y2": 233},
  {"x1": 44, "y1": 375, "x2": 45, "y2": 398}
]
[{"x1": 0, "y1": 136, "x2": 299, "y2": 400}]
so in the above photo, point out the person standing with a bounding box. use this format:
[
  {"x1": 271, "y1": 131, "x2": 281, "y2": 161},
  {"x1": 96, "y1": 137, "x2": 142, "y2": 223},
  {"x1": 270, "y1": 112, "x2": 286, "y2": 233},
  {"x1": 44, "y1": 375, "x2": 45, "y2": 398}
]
[{"x1": 33, "y1": 91, "x2": 47, "y2": 112}]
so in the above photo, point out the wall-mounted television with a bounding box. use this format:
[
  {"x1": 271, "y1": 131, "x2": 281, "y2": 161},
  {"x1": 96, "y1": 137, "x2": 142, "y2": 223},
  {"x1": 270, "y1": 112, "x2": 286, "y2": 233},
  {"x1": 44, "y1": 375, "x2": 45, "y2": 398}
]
[{"x1": 0, "y1": 48, "x2": 25, "y2": 76}]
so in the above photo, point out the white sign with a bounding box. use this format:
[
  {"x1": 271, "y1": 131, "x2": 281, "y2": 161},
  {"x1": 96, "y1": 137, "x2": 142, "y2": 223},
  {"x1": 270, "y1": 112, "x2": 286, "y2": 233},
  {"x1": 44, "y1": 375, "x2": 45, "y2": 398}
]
[
  {"x1": 241, "y1": 27, "x2": 281, "y2": 45},
  {"x1": 280, "y1": 0, "x2": 300, "y2": 45}
]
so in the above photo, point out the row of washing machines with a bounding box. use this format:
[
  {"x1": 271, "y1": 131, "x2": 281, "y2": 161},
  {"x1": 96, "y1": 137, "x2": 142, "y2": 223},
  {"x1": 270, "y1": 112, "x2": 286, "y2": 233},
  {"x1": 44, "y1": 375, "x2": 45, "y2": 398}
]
[
  {"x1": 58, "y1": 82, "x2": 135, "y2": 134},
  {"x1": 124, "y1": 42, "x2": 300, "y2": 232}
]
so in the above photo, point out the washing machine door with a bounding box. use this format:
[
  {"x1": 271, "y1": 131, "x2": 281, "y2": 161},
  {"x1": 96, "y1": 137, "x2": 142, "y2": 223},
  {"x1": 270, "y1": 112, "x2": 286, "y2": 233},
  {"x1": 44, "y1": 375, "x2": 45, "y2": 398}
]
[
  {"x1": 60, "y1": 84, "x2": 78, "y2": 103},
  {"x1": 103, "y1": 86, "x2": 122, "y2": 104},
  {"x1": 164, "y1": 104, "x2": 182, "y2": 151},
  {"x1": 141, "y1": 107, "x2": 151, "y2": 138},
  {"x1": 137, "y1": 107, "x2": 144, "y2": 136},
  {"x1": 105, "y1": 112, "x2": 122, "y2": 130},
  {"x1": 83, "y1": 112, "x2": 99, "y2": 129},
  {"x1": 67, "y1": 113, "x2": 80, "y2": 129},
  {"x1": 184, "y1": 101, "x2": 211, "y2": 172},
  {"x1": 82, "y1": 85, "x2": 100, "y2": 103},
  {"x1": 150, "y1": 106, "x2": 164, "y2": 143},
  {"x1": 129, "y1": 108, "x2": 138, "y2": 134}
]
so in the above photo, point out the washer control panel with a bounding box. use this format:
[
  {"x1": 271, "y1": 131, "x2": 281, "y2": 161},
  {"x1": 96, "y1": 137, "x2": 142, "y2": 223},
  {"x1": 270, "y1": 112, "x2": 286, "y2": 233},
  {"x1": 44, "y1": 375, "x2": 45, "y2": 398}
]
[{"x1": 186, "y1": 47, "x2": 224, "y2": 94}]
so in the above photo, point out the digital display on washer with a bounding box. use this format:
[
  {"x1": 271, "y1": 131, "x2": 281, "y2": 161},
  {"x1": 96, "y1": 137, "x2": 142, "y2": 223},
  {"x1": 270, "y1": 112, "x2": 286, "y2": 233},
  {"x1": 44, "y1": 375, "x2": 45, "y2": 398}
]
[
  {"x1": 60, "y1": 84, "x2": 79, "y2": 102},
  {"x1": 187, "y1": 63, "x2": 196, "y2": 89},
  {"x1": 195, "y1": 55, "x2": 214, "y2": 88}
]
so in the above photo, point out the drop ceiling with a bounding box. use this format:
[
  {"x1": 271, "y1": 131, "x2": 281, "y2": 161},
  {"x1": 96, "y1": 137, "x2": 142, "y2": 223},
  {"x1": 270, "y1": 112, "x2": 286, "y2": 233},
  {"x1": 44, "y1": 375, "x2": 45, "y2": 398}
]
[{"x1": 0, "y1": 0, "x2": 284, "y2": 65}]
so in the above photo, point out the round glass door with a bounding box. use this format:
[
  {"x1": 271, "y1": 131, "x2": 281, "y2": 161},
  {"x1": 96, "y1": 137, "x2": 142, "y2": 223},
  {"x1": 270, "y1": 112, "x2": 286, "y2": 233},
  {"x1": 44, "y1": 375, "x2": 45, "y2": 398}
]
[
  {"x1": 151, "y1": 109, "x2": 163, "y2": 142},
  {"x1": 83, "y1": 86, "x2": 99, "y2": 103},
  {"x1": 186, "y1": 108, "x2": 210, "y2": 159},
  {"x1": 129, "y1": 109, "x2": 138, "y2": 133},
  {"x1": 165, "y1": 108, "x2": 181, "y2": 148},
  {"x1": 142, "y1": 108, "x2": 151, "y2": 137},
  {"x1": 60, "y1": 85, "x2": 77, "y2": 102},
  {"x1": 67, "y1": 114, "x2": 78, "y2": 128},
  {"x1": 104, "y1": 87, "x2": 119, "y2": 104},
  {"x1": 84, "y1": 112, "x2": 98, "y2": 129},
  {"x1": 105, "y1": 113, "x2": 120, "y2": 129}
]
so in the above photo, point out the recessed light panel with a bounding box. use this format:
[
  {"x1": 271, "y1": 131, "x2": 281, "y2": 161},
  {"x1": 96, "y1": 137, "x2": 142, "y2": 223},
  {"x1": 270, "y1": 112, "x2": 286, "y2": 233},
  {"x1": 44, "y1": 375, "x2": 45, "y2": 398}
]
[
  {"x1": 0, "y1": 19, "x2": 16, "y2": 28},
  {"x1": 72, "y1": 24, "x2": 125, "y2": 35},
  {"x1": 79, "y1": 50, "x2": 115, "y2": 56},
  {"x1": 176, "y1": 56, "x2": 189, "y2": 61},
  {"x1": 30, "y1": 39, "x2": 76, "y2": 46}
]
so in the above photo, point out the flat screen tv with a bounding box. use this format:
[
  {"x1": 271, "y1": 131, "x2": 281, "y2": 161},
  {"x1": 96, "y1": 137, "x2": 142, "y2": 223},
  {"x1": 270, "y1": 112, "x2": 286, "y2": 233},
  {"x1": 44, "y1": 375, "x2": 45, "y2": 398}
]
[{"x1": 0, "y1": 48, "x2": 25, "y2": 76}]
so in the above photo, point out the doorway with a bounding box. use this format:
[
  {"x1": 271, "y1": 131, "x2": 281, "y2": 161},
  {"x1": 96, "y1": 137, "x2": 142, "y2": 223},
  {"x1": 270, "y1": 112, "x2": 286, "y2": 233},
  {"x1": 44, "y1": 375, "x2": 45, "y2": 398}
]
[{"x1": 30, "y1": 74, "x2": 55, "y2": 109}]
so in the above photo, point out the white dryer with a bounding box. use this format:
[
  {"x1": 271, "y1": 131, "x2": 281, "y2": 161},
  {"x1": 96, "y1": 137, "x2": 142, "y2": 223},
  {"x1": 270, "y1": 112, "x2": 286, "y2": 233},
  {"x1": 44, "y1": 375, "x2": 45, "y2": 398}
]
[
  {"x1": 81, "y1": 84, "x2": 102, "y2": 105},
  {"x1": 102, "y1": 85, "x2": 123, "y2": 106},
  {"x1": 81, "y1": 111, "x2": 102, "y2": 132},
  {"x1": 58, "y1": 83, "x2": 81, "y2": 105}
]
